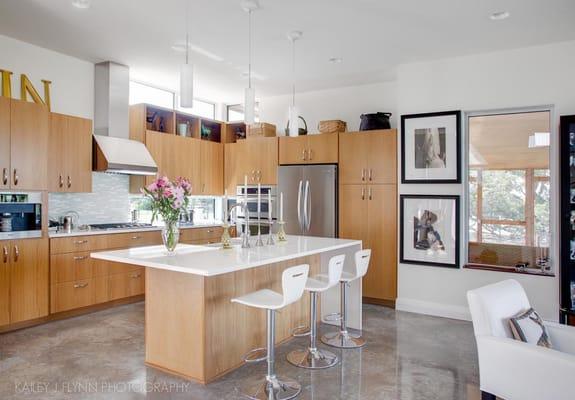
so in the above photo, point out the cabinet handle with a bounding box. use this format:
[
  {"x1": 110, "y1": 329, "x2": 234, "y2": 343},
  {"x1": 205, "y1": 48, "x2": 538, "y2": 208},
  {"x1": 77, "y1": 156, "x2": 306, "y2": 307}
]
[
  {"x1": 368, "y1": 187, "x2": 372, "y2": 200},
  {"x1": 207, "y1": 229, "x2": 214, "y2": 233},
  {"x1": 131, "y1": 236, "x2": 142, "y2": 240},
  {"x1": 361, "y1": 168, "x2": 366, "y2": 182},
  {"x1": 67, "y1": 175, "x2": 72, "y2": 188},
  {"x1": 73, "y1": 240, "x2": 88, "y2": 245},
  {"x1": 302, "y1": 149, "x2": 307, "y2": 161},
  {"x1": 257, "y1": 170, "x2": 262, "y2": 182},
  {"x1": 59, "y1": 174, "x2": 64, "y2": 188},
  {"x1": 2, "y1": 246, "x2": 7, "y2": 263},
  {"x1": 2, "y1": 168, "x2": 8, "y2": 185},
  {"x1": 369, "y1": 168, "x2": 373, "y2": 181},
  {"x1": 202, "y1": 183, "x2": 206, "y2": 193},
  {"x1": 13, "y1": 169, "x2": 18, "y2": 186},
  {"x1": 131, "y1": 273, "x2": 141, "y2": 279},
  {"x1": 73, "y1": 256, "x2": 87, "y2": 261},
  {"x1": 13, "y1": 245, "x2": 19, "y2": 262},
  {"x1": 308, "y1": 149, "x2": 313, "y2": 160},
  {"x1": 73, "y1": 282, "x2": 88, "y2": 289},
  {"x1": 251, "y1": 170, "x2": 256, "y2": 181},
  {"x1": 361, "y1": 187, "x2": 365, "y2": 200}
]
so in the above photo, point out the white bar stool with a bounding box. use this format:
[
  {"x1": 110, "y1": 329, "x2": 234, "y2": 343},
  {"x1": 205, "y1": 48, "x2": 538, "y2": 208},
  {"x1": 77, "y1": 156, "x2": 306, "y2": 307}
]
[
  {"x1": 321, "y1": 249, "x2": 371, "y2": 349},
  {"x1": 231, "y1": 264, "x2": 310, "y2": 400},
  {"x1": 286, "y1": 254, "x2": 345, "y2": 369}
]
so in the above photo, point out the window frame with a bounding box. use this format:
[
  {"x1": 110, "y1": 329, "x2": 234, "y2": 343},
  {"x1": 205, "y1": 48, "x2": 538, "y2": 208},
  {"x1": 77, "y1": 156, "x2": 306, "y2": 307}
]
[{"x1": 463, "y1": 106, "x2": 557, "y2": 273}]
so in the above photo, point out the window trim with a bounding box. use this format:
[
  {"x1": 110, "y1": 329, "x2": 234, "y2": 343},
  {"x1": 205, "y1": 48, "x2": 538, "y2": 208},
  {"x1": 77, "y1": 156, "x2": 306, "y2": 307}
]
[{"x1": 463, "y1": 105, "x2": 557, "y2": 273}]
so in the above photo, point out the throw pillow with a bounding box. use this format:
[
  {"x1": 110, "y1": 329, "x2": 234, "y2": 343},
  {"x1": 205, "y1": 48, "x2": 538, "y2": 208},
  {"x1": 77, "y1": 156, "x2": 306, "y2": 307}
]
[{"x1": 509, "y1": 308, "x2": 552, "y2": 348}]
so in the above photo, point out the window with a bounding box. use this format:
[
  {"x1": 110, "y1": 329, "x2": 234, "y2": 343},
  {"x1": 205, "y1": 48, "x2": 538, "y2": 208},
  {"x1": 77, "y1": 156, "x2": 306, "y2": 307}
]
[
  {"x1": 176, "y1": 96, "x2": 216, "y2": 119},
  {"x1": 227, "y1": 103, "x2": 260, "y2": 122},
  {"x1": 467, "y1": 110, "x2": 551, "y2": 271}
]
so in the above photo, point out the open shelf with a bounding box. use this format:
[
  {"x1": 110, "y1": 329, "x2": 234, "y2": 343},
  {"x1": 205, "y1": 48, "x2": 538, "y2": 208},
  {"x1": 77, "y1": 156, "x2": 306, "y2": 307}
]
[
  {"x1": 200, "y1": 119, "x2": 222, "y2": 143},
  {"x1": 145, "y1": 105, "x2": 175, "y2": 134},
  {"x1": 223, "y1": 122, "x2": 247, "y2": 143},
  {"x1": 175, "y1": 112, "x2": 200, "y2": 138}
]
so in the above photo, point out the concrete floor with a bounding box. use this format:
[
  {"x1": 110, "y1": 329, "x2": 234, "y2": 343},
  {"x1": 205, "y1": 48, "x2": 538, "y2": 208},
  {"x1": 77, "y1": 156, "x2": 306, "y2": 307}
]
[{"x1": 0, "y1": 303, "x2": 481, "y2": 400}]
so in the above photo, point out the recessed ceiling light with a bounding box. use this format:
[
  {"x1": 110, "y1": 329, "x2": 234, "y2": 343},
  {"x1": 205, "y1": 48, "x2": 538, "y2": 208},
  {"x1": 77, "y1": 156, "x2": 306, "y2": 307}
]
[
  {"x1": 71, "y1": 0, "x2": 91, "y2": 9},
  {"x1": 490, "y1": 11, "x2": 510, "y2": 21},
  {"x1": 329, "y1": 57, "x2": 343, "y2": 64}
]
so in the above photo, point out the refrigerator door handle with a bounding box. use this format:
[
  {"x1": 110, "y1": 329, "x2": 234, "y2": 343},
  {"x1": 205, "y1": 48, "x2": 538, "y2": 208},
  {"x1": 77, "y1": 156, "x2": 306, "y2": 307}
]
[
  {"x1": 304, "y1": 180, "x2": 311, "y2": 232},
  {"x1": 297, "y1": 180, "x2": 304, "y2": 232}
]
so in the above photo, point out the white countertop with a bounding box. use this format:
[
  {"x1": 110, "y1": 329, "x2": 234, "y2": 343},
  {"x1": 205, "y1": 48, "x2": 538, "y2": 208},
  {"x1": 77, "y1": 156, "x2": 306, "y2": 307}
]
[
  {"x1": 91, "y1": 235, "x2": 361, "y2": 276},
  {"x1": 49, "y1": 223, "x2": 223, "y2": 238}
]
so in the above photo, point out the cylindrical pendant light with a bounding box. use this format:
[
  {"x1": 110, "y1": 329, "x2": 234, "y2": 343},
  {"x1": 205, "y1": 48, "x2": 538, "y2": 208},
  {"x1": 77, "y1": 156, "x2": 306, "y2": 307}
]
[
  {"x1": 287, "y1": 31, "x2": 302, "y2": 137},
  {"x1": 242, "y1": 0, "x2": 259, "y2": 124},
  {"x1": 180, "y1": 0, "x2": 194, "y2": 108}
]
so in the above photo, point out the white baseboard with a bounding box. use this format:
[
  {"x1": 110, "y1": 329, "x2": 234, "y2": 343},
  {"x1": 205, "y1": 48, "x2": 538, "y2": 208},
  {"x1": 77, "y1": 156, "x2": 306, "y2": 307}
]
[{"x1": 395, "y1": 297, "x2": 471, "y2": 321}]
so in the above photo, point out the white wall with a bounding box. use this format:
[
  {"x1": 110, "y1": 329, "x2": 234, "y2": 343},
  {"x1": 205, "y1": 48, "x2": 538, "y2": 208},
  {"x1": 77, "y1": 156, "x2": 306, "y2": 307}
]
[
  {"x1": 396, "y1": 40, "x2": 575, "y2": 322},
  {"x1": 0, "y1": 34, "x2": 94, "y2": 118},
  {"x1": 259, "y1": 81, "x2": 397, "y2": 134}
]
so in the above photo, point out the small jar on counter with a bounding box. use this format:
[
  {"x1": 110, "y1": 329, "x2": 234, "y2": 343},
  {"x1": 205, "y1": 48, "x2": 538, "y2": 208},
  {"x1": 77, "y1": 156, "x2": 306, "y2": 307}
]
[{"x1": 1, "y1": 213, "x2": 12, "y2": 232}]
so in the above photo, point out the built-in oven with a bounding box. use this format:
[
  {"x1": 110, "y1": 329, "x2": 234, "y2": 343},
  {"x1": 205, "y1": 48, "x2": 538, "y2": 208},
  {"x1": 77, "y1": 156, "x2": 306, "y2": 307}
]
[
  {"x1": 0, "y1": 192, "x2": 42, "y2": 240},
  {"x1": 228, "y1": 185, "x2": 276, "y2": 236}
]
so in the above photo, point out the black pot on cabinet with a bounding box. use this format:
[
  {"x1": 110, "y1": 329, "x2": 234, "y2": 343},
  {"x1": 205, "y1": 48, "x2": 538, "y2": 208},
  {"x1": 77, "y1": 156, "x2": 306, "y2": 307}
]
[{"x1": 359, "y1": 112, "x2": 392, "y2": 131}]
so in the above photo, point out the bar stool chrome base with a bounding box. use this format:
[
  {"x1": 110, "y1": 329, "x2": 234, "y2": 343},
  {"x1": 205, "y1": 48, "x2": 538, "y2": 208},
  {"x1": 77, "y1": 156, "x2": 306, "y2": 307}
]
[
  {"x1": 286, "y1": 347, "x2": 339, "y2": 369},
  {"x1": 246, "y1": 376, "x2": 301, "y2": 400},
  {"x1": 321, "y1": 330, "x2": 366, "y2": 349}
]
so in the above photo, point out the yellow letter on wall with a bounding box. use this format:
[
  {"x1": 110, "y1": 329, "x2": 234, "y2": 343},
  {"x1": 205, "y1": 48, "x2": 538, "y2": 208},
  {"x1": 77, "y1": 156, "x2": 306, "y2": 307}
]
[
  {"x1": 20, "y1": 74, "x2": 50, "y2": 110},
  {"x1": 0, "y1": 69, "x2": 13, "y2": 98}
]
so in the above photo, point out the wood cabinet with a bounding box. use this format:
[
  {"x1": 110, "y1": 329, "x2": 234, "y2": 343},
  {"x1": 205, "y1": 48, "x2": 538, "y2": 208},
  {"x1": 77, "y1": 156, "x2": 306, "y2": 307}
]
[
  {"x1": 180, "y1": 226, "x2": 224, "y2": 244},
  {"x1": 224, "y1": 138, "x2": 278, "y2": 192},
  {"x1": 49, "y1": 113, "x2": 92, "y2": 192},
  {"x1": 0, "y1": 99, "x2": 49, "y2": 190},
  {"x1": 339, "y1": 129, "x2": 397, "y2": 304},
  {"x1": 279, "y1": 134, "x2": 338, "y2": 165},
  {"x1": 339, "y1": 130, "x2": 397, "y2": 185},
  {"x1": 200, "y1": 140, "x2": 223, "y2": 195},
  {"x1": 0, "y1": 97, "x2": 10, "y2": 190},
  {"x1": 0, "y1": 239, "x2": 49, "y2": 326}
]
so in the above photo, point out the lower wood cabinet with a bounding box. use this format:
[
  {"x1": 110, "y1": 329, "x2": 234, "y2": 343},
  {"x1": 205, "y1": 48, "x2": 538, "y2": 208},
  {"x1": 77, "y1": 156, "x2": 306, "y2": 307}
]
[
  {"x1": 108, "y1": 269, "x2": 145, "y2": 302},
  {"x1": 0, "y1": 238, "x2": 49, "y2": 326}
]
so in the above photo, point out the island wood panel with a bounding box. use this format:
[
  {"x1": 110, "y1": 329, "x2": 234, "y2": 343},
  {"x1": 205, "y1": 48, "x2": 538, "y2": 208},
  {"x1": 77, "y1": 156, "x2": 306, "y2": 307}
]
[
  {"x1": 145, "y1": 254, "x2": 319, "y2": 384},
  {"x1": 0, "y1": 96, "x2": 10, "y2": 189}
]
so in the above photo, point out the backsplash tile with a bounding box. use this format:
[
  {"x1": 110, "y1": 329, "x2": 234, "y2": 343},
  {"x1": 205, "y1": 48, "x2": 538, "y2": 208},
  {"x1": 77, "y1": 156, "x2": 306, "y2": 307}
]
[{"x1": 49, "y1": 173, "x2": 132, "y2": 225}]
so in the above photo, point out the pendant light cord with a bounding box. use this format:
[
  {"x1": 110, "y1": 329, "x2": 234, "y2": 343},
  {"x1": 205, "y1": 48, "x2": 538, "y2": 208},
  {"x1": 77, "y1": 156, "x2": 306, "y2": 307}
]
[
  {"x1": 185, "y1": 0, "x2": 190, "y2": 64},
  {"x1": 291, "y1": 38, "x2": 296, "y2": 107},
  {"x1": 248, "y1": 10, "x2": 252, "y2": 89}
]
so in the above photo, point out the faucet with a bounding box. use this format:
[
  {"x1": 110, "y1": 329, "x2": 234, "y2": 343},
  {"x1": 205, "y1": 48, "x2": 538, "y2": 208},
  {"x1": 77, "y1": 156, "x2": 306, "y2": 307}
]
[{"x1": 228, "y1": 202, "x2": 250, "y2": 248}]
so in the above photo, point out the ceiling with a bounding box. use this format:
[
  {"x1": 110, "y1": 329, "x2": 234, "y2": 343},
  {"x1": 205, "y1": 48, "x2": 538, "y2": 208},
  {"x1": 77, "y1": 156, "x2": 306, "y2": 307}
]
[
  {"x1": 1, "y1": 0, "x2": 574, "y2": 103},
  {"x1": 469, "y1": 111, "x2": 550, "y2": 169}
]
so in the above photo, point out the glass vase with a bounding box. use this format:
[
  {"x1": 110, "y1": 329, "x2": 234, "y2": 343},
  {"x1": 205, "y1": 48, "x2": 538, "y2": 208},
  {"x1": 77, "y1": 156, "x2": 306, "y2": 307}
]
[{"x1": 162, "y1": 220, "x2": 180, "y2": 255}]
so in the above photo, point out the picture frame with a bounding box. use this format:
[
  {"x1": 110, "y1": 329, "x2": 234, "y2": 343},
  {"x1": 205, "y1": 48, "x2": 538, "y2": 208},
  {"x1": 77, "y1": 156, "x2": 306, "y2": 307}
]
[
  {"x1": 401, "y1": 110, "x2": 461, "y2": 183},
  {"x1": 400, "y1": 194, "x2": 460, "y2": 269}
]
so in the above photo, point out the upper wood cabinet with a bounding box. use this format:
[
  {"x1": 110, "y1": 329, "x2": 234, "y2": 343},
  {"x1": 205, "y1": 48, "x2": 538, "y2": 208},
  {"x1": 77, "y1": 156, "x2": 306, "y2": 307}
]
[
  {"x1": 279, "y1": 134, "x2": 338, "y2": 165},
  {"x1": 0, "y1": 97, "x2": 10, "y2": 190},
  {"x1": 224, "y1": 137, "x2": 278, "y2": 192},
  {"x1": 0, "y1": 238, "x2": 49, "y2": 326},
  {"x1": 0, "y1": 99, "x2": 49, "y2": 190},
  {"x1": 200, "y1": 140, "x2": 223, "y2": 195},
  {"x1": 339, "y1": 130, "x2": 397, "y2": 185},
  {"x1": 49, "y1": 113, "x2": 93, "y2": 192}
]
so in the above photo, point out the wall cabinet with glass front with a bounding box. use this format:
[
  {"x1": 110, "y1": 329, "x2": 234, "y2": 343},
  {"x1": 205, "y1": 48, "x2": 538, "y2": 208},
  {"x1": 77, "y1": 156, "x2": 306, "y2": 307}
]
[{"x1": 466, "y1": 110, "x2": 552, "y2": 275}]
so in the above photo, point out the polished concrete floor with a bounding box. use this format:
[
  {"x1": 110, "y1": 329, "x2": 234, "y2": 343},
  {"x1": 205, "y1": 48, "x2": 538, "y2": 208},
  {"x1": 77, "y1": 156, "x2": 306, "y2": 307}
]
[{"x1": 0, "y1": 303, "x2": 481, "y2": 400}]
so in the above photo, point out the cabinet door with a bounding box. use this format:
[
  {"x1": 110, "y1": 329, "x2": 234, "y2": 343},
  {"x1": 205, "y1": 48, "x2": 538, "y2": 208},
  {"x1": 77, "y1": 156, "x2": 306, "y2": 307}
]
[
  {"x1": 9, "y1": 238, "x2": 49, "y2": 323},
  {"x1": 10, "y1": 100, "x2": 49, "y2": 190},
  {"x1": 182, "y1": 137, "x2": 202, "y2": 193},
  {"x1": 279, "y1": 136, "x2": 308, "y2": 165},
  {"x1": 339, "y1": 132, "x2": 369, "y2": 184},
  {"x1": 367, "y1": 129, "x2": 397, "y2": 184},
  {"x1": 66, "y1": 116, "x2": 93, "y2": 192},
  {"x1": 48, "y1": 113, "x2": 67, "y2": 192},
  {"x1": 338, "y1": 185, "x2": 368, "y2": 242},
  {"x1": 364, "y1": 185, "x2": 397, "y2": 301},
  {"x1": 0, "y1": 242, "x2": 9, "y2": 326},
  {"x1": 224, "y1": 141, "x2": 242, "y2": 194},
  {"x1": 0, "y1": 97, "x2": 10, "y2": 189},
  {"x1": 252, "y1": 137, "x2": 278, "y2": 184},
  {"x1": 200, "y1": 141, "x2": 223, "y2": 195},
  {"x1": 144, "y1": 131, "x2": 166, "y2": 185},
  {"x1": 307, "y1": 134, "x2": 338, "y2": 164},
  {"x1": 51, "y1": 279, "x2": 95, "y2": 313}
]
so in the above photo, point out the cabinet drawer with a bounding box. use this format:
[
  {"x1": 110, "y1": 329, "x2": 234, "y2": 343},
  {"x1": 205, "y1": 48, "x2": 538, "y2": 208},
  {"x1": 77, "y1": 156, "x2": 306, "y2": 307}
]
[
  {"x1": 50, "y1": 252, "x2": 95, "y2": 284},
  {"x1": 112, "y1": 230, "x2": 162, "y2": 248},
  {"x1": 50, "y1": 230, "x2": 162, "y2": 254},
  {"x1": 108, "y1": 269, "x2": 145, "y2": 301},
  {"x1": 180, "y1": 227, "x2": 223, "y2": 243},
  {"x1": 51, "y1": 279, "x2": 96, "y2": 313}
]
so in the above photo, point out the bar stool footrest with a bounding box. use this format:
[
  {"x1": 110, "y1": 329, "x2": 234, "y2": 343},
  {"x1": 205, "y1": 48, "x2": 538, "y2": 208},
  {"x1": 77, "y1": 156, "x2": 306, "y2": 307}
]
[
  {"x1": 322, "y1": 312, "x2": 342, "y2": 323},
  {"x1": 243, "y1": 347, "x2": 267, "y2": 363},
  {"x1": 291, "y1": 325, "x2": 310, "y2": 337}
]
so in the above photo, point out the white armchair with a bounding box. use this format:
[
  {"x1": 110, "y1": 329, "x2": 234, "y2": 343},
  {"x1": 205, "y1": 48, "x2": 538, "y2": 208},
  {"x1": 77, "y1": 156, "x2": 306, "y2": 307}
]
[{"x1": 467, "y1": 279, "x2": 575, "y2": 400}]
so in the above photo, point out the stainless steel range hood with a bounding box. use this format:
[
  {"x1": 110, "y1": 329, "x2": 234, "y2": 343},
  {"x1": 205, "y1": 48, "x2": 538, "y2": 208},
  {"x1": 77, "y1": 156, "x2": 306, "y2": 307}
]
[{"x1": 93, "y1": 62, "x2": 158, "y2": 176}]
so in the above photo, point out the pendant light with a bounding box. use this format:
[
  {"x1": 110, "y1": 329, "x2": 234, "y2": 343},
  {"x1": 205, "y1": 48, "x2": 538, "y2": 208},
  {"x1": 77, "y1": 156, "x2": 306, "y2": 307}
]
[
  {"x1": 241, "y1": 0, "x2": 259, "y2": 124},
  {"x1": 287, "y1": 31, "x2": 302, "y2": 137},
  {"x1": 180, "y1": 0, "x2": 194, "y2": 108}
]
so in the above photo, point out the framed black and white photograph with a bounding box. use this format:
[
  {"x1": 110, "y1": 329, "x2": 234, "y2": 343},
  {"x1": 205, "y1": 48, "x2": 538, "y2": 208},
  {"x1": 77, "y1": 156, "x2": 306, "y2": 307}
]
[
  {"x1": 400, "y1": 195, "x2": 460, "y2": 268},
  {"x1": 401, "y1": 110, "x2": 461, "y2": 183}
]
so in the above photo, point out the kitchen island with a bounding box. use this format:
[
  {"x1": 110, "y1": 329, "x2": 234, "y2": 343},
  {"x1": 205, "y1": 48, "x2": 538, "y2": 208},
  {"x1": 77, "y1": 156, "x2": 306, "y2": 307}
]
[{"x1": 91, "y1": 235, "x2": 362, "y2": 383}]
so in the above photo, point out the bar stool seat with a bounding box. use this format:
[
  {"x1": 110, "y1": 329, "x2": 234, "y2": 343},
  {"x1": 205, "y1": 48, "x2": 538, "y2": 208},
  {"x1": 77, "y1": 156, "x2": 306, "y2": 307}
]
[
  {"x1": 232, "y1": 264, "x2": 309, "y2": 400},
  {"x1": 287, "y1": 254, "x2": 345, "y2": 369}
]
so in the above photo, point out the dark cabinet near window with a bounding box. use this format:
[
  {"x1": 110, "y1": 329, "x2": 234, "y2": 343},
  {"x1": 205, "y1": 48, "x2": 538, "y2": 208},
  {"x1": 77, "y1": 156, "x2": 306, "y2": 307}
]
[{"x1": 560, "y1": 115, "x2": 575, "y2": 325}]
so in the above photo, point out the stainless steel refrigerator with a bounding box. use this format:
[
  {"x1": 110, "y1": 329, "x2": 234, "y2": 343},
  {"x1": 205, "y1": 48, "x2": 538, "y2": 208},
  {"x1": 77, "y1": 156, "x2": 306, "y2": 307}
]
[{"x1": 278, "y1": 165, "x2": 337, "y2": 237}]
